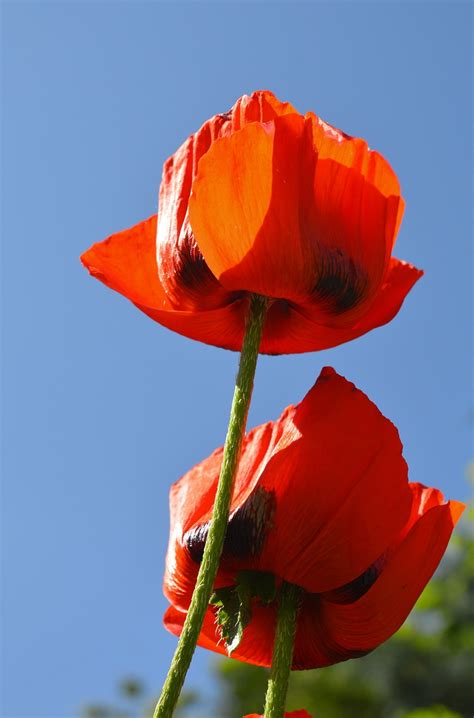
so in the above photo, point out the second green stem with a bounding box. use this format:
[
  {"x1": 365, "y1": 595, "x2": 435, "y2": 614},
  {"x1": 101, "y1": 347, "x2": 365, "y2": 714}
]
[
  {"x1": 154, "y1": 294, "x2": 268, "y2": 718},
  {"x1": 263, "y1": 581, "x2": 301, "y2": 718}
]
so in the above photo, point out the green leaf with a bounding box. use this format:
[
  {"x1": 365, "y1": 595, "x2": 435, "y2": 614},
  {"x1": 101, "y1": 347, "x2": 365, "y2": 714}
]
[
  {"x1": 210, "y1": 571, "x2": 276, "y2": 655},
  {"x1": 210, "y1": 585, "x2": 250, "y2": 654}
]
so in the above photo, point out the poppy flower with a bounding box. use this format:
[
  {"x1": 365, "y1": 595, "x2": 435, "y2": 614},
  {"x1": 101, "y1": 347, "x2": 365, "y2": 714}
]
[
  {"x1": 244, "y1": 712, "x2": 312, "y2": 718},
  {"x1": 163, "y1": 368, "x2": 463, "y2": 669},
  {"x1": 81, "y1": 91, "x2": 422, "y2": 354}
]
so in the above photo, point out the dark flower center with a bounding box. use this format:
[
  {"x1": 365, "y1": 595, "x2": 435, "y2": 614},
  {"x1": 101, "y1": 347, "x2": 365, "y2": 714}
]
[
  {"x1": 313, "y1": 247, "x2": 368, "y2": 313},
  {"x1": 322, "y1": 553, "x2": 387, "y2": 604},
  {"x1": 185, "y1": 487, "x2": 275, "y2": 564},
  {"x1": 174, "y1": 229, "x2": 218, "y2": 293}
]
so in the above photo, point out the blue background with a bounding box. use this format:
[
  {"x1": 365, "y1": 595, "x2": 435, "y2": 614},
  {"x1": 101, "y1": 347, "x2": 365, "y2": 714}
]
[{"x1": 2, "y1": 1, "x2": 472, "y2": 716}]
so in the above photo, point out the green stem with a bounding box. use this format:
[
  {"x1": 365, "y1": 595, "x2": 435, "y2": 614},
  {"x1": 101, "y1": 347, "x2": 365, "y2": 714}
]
[
  {"x1": 263, "y1": 582, "x2": 301, "y2": 718},
  {"x1": 154, "y1": 294, "x2": 268, "y2": 718}
]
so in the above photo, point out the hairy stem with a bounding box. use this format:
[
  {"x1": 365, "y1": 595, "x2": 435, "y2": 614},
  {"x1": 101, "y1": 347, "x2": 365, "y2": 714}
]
[
  {"x1": 154, "y1": 294, "x2": 268, "y2": 718},
  {"x1": 263, "y1": 582, "x2": 301, "y2": 718}
]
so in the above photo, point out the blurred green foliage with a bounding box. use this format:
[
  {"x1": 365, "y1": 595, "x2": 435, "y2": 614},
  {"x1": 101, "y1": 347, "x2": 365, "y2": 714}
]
[{"x1": 81, "y1": 516, "x2": 473, "y2": 718}]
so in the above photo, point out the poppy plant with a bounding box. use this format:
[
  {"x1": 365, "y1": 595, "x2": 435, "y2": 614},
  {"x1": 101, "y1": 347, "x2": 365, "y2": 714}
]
[
  {"x1": 245, "y1": 712, "x2": 312, "y2": 717},
  {"x1": 163, "y1": 368, "x2": 463, "y2": 669},
  {"x1": 81, "y1": 90, "x2": 422, "y2": 354}
]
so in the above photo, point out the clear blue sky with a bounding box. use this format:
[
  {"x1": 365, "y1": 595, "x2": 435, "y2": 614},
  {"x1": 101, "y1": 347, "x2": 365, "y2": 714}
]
[{"x1": 2, "y1": 2, "x2": 472, "y2": 716}]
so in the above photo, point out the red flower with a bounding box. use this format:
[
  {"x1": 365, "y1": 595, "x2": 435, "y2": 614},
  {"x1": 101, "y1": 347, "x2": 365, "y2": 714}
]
[
  {"x1": 81, "y1": 91, "x2": 422, "y2": 354},
  {"x1": 244, "y1": 712, "x2": 312, "y2": 718},
  {"x1": 163, "y1": 368, "x2": 463, "y2": 669}
]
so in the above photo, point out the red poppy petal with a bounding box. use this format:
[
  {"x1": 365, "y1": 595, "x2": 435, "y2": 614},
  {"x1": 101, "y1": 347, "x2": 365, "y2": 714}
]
[
  {"x1": 309, "y1": 482, "x2": 456, "y2": 608},
  {"x1": 164, "y1": 595, "x2": 341, "y2": 672},
  {"x1": 310, "y1": 114, "x2": 405, "y2": 255},
  {"x1": 291, "y1": 594, "x2": 356, "y2": 669},
  {"x1": 188, "y1": 122, "x2": 278, "y2": 290},
  {"x1": 139, "y1": 300, "x2": 246, "y2": 350},
  {"x1": 318, "y1": 498, "x2": 465, "y2": 653},
  {"x1": 190, "y1": 114, "x2": 322, "y2": 301},
  {"x1": 397, "y1": 482, "x2": 456, "y2": 545},
  {"x1": 349, "y1": 258, "x2": 423, "y2": 335},
  {"x1": 164, "y1": 604, "x2": 228, "y2": 656},
  {"x1": 304, "y1": 116, "x2": 405, "y2": 313},
  {"x1": 163, "y1": 414, "x2": 293, "y2": 609},
  {"x1": 164, "y1": 600, "x2": 278, "y2": 667},
  {"x1": 257, "y1": 258, "x2": 423, "y2": 354},
  {"x1": 157, "y1": 91, "x2": 296, "y2": 306},
  {"x1": 82, "y1": 215, "x2": 237, "y2": 312},
  {"x1": 190, "y1": 110, "x2": 405, "y2": 311},
  {"x1": 81, "y1": 216, "x2": 170, "y2": 308},
  {"x1": 82, "y1": 217, "x2": 421, "y2": 354},
  {"x1": 310, "y1": 114, "x2": 401, "y2": 196},
  {"x1": 81, "y1": 216, "x2": 250, "y2": 349},
  {"x1": 162, "y1": 446, "x2": 223, "y2": 609},
  {"x1": 255, "y1": 367, "x2": 412, "y2": 593}
]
